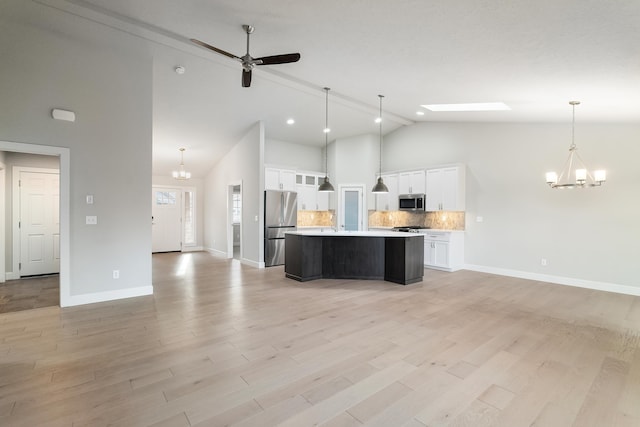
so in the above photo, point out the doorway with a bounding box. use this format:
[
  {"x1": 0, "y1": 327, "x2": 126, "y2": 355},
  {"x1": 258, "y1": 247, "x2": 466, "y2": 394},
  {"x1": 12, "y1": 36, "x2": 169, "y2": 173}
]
[
  {"x1": 338, "y1": 184, "x2": 366, "y2": 231},
  {"x1": 0, "y1": 141, "x2": 69, "y2": 310},
  {"x1": 228, "y1": 183, "x2": 242, "y2": 260}
]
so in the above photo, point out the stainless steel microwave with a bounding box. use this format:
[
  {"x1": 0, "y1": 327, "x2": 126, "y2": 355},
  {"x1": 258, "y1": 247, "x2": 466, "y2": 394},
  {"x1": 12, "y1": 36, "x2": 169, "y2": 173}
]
[{"x1": 399, "y1": 194, "x2": 425, "y2": 211}]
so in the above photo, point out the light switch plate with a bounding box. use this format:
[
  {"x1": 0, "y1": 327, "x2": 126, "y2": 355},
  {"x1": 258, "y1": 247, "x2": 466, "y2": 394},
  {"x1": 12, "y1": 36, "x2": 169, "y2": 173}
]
[
  {"x1": 86, "y1": 215, "x2": 97, "y2": 225},
  {"x1": 86, "y1": 195, "x2": 94, "y2": 204}
]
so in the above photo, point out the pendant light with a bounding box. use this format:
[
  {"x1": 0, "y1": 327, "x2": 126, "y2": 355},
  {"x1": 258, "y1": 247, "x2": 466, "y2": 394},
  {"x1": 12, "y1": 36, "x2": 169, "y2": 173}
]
[
  {"x1": 172, "y1": 148, "x2": 191, "y2": 180},
  {"x1": 545, "y1": 101, "x2": 606, "y2": 188},
  {"x1": 371, "y1": 94, "x2": 389, "y2": 193},
  {"x1": 318, "y1": 87, "x2": 335, "y2": 192}
]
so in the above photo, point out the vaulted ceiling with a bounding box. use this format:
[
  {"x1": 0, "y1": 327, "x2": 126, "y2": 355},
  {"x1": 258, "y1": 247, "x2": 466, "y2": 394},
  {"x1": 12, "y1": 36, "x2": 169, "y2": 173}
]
[{"x1": 31, "y1": 0, "x2": 640, "y2": 177}]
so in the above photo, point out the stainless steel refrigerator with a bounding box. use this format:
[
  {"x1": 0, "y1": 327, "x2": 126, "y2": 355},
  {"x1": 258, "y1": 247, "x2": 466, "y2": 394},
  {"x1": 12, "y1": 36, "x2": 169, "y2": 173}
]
[{"x1": 264, "y1": 190, "x2": 297, "y2": 266}]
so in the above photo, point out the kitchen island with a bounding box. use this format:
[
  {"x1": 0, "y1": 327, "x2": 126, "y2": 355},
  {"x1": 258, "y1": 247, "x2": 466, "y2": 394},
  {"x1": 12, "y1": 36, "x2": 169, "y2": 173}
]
[{"x1": 284, "y1": 231, "x2": 424, "y2": 285}]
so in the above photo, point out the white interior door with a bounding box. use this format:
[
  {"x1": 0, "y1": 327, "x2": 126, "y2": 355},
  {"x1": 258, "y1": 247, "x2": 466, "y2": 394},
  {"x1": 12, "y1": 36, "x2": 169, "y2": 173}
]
[
  {"x1": 20, "y1": 171, "x2": 60, "y2": 276},
  {"x1": 152, "y1": 187, "x2": 182, "y2": 253},
  {"x1": 339, "y1": 185, "x2": 364, "y2": 231}
]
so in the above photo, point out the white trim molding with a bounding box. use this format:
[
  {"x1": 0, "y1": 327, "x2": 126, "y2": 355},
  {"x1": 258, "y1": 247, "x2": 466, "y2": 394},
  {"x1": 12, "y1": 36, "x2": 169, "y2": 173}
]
[
  {"x1": 182, "y1": 246, "x2": 203, "y2": 252},
  {"x1": 64, "y1": 285, "x2": 153, "y2": 307},
  {"x1": 205, "y1": 247, "x2": 227, "y2": 257},
  {"x1": 464, "y1": 264, "x2": 640, "y2": 297},
  {"x1": 0, "y1": 141, "x2": 71, "y2": 307}
]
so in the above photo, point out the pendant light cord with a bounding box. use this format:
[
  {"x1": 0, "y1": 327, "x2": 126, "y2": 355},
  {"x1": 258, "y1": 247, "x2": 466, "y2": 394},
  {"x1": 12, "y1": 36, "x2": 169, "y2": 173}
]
[
  {"x1": 324, "y1": 87, "x2": 330, "y2": 176},
  {"x1": 378, "y1": 95, "x2": 384, "y2": 177}
]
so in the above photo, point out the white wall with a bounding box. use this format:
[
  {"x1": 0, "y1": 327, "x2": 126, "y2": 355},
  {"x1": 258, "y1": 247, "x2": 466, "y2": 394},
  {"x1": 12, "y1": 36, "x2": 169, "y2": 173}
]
[
  {"x1": 333, "y1": 134, "x2": 379, "y2": 210},
  {"x1": 204, "y1": 122, "x2": 263, "y2": 266},
  {"x1": 384, "y1": 122, "x2": 640, "y2": 291},
  {"x1": 0, "y1": 1, "x2": 152, "y2": 303},
  {"x1": 265, "y1": 139, "x2": 323, "y2": 172}
]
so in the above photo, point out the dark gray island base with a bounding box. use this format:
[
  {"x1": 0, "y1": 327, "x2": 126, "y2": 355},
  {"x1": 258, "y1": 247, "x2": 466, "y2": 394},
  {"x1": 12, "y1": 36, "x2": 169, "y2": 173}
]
[{"x1": 285, "y1": 231, "x2": 424, "y2": 285}]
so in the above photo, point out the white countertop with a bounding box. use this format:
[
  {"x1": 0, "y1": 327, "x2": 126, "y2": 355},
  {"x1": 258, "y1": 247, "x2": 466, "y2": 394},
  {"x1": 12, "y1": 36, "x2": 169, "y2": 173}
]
[
  {"x1": 287, "y1": 230, "x2": 423, "y2": 237},
  {"x1": 369, "y1": 227, "x2": 464, "y2": 233}
]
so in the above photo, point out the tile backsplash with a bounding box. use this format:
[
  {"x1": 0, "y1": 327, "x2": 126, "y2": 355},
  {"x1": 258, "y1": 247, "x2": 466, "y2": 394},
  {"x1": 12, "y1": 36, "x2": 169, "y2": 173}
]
[
  {"x1": 369, "y1": 210, "x2": 465, "y2": 230},
  {"x1": 297, "y1": 210, "x2": 334, "y2": 227},
  {"x1": 298, "y1": 209, "x2": 465, "y2": 230}
]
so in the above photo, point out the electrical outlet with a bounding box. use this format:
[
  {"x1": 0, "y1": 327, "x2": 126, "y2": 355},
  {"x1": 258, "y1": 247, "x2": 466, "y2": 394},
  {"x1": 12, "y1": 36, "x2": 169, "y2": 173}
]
[
  {"x1": 113, "y1": 270, "x2": 119, "y2": 279},
  {"x1": 541, "y1": 258, "x2": 548, "y2": 266},
  {"x1": 86, "y1": 215, "x2": 97, "y2": 225}
]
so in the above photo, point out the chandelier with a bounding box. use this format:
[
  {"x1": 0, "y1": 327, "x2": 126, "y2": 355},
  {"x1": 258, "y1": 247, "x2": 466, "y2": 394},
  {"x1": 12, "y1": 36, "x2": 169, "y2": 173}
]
[
  {"x1": 172, "y1": 148, "x2": 191, "y2": 180},
  {"x1": 545, "y1": 101, "x2": 606, "y2": 189}
]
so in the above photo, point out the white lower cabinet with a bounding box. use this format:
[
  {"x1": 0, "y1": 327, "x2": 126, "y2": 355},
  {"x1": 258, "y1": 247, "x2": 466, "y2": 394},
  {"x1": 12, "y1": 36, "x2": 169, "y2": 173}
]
[{"x1": 423, "y1": 231, "x2": 464, "y2": 272}]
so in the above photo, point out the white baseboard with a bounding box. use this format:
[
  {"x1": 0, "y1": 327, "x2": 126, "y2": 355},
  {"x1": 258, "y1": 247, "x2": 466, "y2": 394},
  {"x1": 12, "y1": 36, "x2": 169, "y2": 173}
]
[
  {"x1": 203, "y1": 248, "x2": 264, "y2": 268},
  {"x1": 182, "y1": 246, "x2": 203, "y2": 252},
  {"x1": 205, "y1": 247, "x2": 228, "y2": 257},
  {"x1": 241, "y1": 258, "x2": 263, "y2": 268},
  {"x1": 464, "y1": 264, "x2": 640, "y2": 297},
  {"x1": 5, "y1": 271, "x2": 18, "y2": 281},
  {"x1": 61, "y1": 285, "x2": 153, "y2": 307}
]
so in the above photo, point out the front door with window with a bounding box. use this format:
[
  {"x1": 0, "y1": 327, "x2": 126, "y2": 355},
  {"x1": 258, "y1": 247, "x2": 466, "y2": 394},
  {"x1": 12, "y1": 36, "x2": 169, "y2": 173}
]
[{"x1": 152, "y1": 188, "x2": 182, "y2": 253}]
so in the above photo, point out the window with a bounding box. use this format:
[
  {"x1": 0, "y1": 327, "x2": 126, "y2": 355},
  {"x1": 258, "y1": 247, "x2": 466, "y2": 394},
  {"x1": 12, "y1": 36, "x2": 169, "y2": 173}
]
[
  {"x1": 232, "y1": 192, "x2": 242, "y2": 224},
  {"x1": 183, "y1": 191, "x2": 195, "y2": 246},
  {"x1": 156, "y1": 191, "x2": 177, "y2": 205}
]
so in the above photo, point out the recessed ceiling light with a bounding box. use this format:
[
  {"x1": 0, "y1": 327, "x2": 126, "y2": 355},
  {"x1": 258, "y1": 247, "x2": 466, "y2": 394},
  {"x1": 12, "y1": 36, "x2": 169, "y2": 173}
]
[
  {"x1": 374, "y1": 117, "x2": 382, "y2": 124},
  {"x1": 422, "y1": 102, "x2": 510, "y2": 112},
  {"x1": 286, "y1": 118, "x2": 295, "y2": 125},
  {"x1": 174, "y1": 66, "x2": 185, "y2": 75},
  {"x1": 416, "y1": 111, "x2": 425, "y2": 116}
]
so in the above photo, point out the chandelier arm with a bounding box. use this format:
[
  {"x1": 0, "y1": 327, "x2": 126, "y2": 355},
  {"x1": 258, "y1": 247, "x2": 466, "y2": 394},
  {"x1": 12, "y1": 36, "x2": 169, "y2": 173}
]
[{"x1": 572, "y1": 149, "x2": 595, "y2": 181}]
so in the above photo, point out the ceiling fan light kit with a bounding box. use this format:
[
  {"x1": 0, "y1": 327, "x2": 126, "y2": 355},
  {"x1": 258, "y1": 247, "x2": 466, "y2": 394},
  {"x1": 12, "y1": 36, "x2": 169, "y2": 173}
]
[
  {"x1": 191, "y1": 24, "x2": 300, "y2": 87},
  {"x1": 546, "y1": 101, "x2": 606, "y2": 189}
]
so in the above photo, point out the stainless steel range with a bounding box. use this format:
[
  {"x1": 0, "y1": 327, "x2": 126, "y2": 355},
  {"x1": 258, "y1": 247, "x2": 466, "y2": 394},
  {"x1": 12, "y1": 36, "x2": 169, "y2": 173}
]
[{"x1": 392, "y1": 225, "x2": 431, "y2": 233}]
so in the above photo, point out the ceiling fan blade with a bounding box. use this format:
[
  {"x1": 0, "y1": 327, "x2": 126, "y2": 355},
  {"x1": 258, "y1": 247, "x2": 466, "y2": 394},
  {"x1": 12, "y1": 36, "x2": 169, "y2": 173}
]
[
  {"x1": 190, "y1": 38, "x2": 240, "y2": 61},
  {"x1": 255, "y1": 53, "x2": 301, "y2": 65},
  {"x1": 242, "y1": 69, "x2": 252, "y2": 87}
]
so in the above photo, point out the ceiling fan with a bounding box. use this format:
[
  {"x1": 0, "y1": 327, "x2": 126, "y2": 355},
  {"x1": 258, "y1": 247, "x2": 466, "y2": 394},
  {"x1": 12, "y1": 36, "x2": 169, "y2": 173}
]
[{"x1": 191, "y1": 25, "x2": 301, "y2": 88}]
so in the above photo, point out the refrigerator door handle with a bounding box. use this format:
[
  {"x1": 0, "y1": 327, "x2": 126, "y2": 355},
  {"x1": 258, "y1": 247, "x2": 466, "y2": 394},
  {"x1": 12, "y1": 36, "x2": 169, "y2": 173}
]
[{"x1": 281, "y1": 192, "x2": 285, "y2": 225}]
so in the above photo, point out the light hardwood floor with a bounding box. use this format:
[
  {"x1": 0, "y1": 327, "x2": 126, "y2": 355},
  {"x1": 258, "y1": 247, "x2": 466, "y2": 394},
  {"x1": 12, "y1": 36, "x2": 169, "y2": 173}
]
[{"x1": 1, "y1": 251, "x2": 639, "y2": 426}]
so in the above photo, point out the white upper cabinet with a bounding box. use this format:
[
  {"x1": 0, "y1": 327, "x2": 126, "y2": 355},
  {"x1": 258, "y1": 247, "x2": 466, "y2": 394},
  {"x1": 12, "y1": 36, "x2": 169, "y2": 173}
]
[
  {"x1": 398, "y1": 170, "x2": 426, "y2": 195},
  {"x1": 425, "y1": 165, "x2": 465, "y2": 211},
  {"x1": 375, "y1": 173, "x2": 399, "y2": 211},
  {"x1": 316, "y1": 183, "x2": 329, "y2": 210},
  {"x1": 265, "y1": 167, "x2": 296, "y2": 191},
  {"x1": 295, "y1": 172, "x2": 329, "y2": 210}
]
